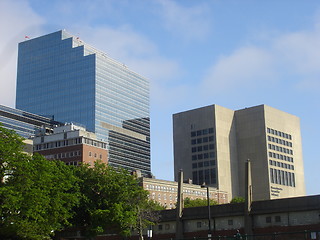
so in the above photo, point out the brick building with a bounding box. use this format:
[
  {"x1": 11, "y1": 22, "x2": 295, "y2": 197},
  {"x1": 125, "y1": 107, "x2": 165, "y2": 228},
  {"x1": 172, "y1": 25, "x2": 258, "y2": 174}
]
[
  {"x1": 140, "y1": 177, "x2": 228, "y2": 209},
  {"x1": 33, "y1": 123, "x2": 108, "y2": 166}
]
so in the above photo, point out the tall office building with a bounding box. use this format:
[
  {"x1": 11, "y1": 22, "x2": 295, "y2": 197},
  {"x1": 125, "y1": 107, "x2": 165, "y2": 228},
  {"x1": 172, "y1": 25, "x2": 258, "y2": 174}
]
[
  {"x1": 173, "y1": 104, "x2": 305, "y2": 201},
  {"x1": 16, "y1": 30, "x2": 150, "y2": 176},
  {"x1": 0, "y1": 104, "x2": 61, "y2": 139}
]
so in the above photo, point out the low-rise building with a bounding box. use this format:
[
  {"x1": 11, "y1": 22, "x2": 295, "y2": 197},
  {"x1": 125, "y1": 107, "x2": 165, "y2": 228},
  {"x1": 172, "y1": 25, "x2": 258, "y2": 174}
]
[
  {"x1": 140, "y1": 177, "x2": 228, "y2": 209},
  {"x1": 33, "y1": 123, "x2": 108, "y2": 166}
]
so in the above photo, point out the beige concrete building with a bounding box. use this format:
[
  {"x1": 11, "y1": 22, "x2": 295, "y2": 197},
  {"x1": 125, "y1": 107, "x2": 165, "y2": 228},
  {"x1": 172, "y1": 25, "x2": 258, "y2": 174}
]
[
  {"x1": 140, "y1": 177, "x2": 228, "y2": 209},
  {"x1": 173, "y1": 104, "x2": 305, "y2": 201}
]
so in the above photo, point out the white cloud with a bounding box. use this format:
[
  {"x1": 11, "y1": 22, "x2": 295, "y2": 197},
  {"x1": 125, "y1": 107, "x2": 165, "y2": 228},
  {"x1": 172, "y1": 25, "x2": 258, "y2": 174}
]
[
  {"x1": 202, "y1": 46, "x2": 274, "y2": 94},
  {"x1": 156, "y1": 0, "x2": 211, "y2": 41},
  {"x1": 201, "y1": 16, "x2": 320, "y2": 95},
  {"x1": 0, "y1": 0, "x2": 44, "y2": 107}
]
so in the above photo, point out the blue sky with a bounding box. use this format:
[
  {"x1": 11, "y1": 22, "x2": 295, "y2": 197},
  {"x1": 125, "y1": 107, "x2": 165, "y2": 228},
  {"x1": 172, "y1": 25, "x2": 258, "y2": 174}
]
[{"x1": 0, "y1": 0, "x2": 319, "y2": 195}]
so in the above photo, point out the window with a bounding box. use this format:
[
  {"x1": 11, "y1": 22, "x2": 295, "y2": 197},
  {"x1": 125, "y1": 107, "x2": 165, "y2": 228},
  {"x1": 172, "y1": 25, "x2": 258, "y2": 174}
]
[
  {"x1": 192, "y1": 147, "x2": 197, "y2": 153},
  {"x1": 165, "y1": 224, "x2": 170, "y2": 230},
  {"x1": 266, "y1": 216, "x2": 271, "y2": 223},
  {"x1": 192, "y1": 155, "x2": 197, "y2": 161},
  {"x1": 197, "y1": 138, "x2": 202, "y2": 144},
  {"x1": 89, "y1": 151, "x2": 92, "y2": 157},
  {"x1": 197, "y1": 130, "x2": 202, "y2": 136},
  {"x1": 209, "y1": 128, "x2": 214, "y2": 133},
  {"x1": 275, "y1": 216, "x2": 281, "y2": 222},
  {"x1": 191, "y1": 139, "x2": 196, "y2": 145},
  {"x1": 191, "y1": 131, "x2": 196, "y2": 137},
  {"x1": 197, "y1": 222, "x2": 202, "y2": 228},
  {"x1": 192, "y1": 163, "x2": 197, "y2": 169},
  {"x1": 158, "y1": 225, "x2": 163, "y2": 231},
  {"x1": 228, "y1": 219, "x2": 233, "y2": 226}
]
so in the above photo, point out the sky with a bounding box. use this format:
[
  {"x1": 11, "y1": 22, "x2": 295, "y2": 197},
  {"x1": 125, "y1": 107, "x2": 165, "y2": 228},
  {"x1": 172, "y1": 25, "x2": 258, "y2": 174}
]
[{"x1": 0, "y1": 0, "x2": 319, "y2": 196}]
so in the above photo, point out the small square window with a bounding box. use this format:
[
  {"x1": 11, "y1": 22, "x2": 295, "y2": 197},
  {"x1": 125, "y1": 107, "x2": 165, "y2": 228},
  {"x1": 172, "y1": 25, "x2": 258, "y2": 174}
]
[
  {"x1": 228, "y1": 219, "x2": 233, "y2": 226},
  {"x1": 158, "y1": 225, "x2": 163, "y2": 230},
  {"x1": 275, "y1": 216, "x2": 281, "y2": 222},
  {"x1": 197, "y1": 222, "x2": 202, "y2": 228},
  {"x1": 266, "y1": 216, "x2": 271, "y2": 223}
]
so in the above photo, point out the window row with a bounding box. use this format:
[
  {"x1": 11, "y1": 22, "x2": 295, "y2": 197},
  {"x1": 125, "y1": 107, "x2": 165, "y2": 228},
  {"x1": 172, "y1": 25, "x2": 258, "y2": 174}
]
[
  {"x1": 83, "y1": 138, "x2": 107, "y2": 148},
  {"x1": 150, "y1": 192, "x2": 176, "y2": 201},
  {"x1": 158, "y1": 224, "x2": 171, "y2": 231},
  {"x1": 191, "y1": 136, "x2": 214, "y2": 145},
  {"x1": 266, "y1": 215, "x2": 281, "y2": 223},
  {"x1": 192, "y1": 168, "x2": 216, "y2": 185},
  {"x1": 270, "y1": 168, "x2": 295, "y2": 187},
  {"x1": 34, "y1": 137, "x2": 107, "y2": 151},
  {"x1": 192, "y1": 152, "x2": 215, "y2": 161},
  {"x1": 269, "y1": 151, "x2": 294, "y2": 162},
  {"x1": 267, "y1": 127, "x2": 292, "y2": 140},
  {"x1": 66, "y1": 161, "x2": 80, "y2": 166},
  {"x1": 191, "y1": 128, "x2": 214, "y2": 137},
  {"x1": 88, "y1": 151, "x2": 103, "y2": 159},
  {"x1": 267, "y1": 135, "x2": 292, "y2": 147},
  {"x1": 192, "y1": 160, "x2": 216, "y2": 169},
  {"x1": 269, "y1": 160, "x2": 294, "y2": 170},
  {"x1": 44, "y1": 150, "x2": 82, "y2": 160},
  {"x1": 268, "y1": 144, "x2": 293, "y2": 155},
  {"x1": 192, "y1": 144, "x2": 215, "y2": 153},
  {"x1": 146, "y1": 185, "x2": 177, "y2": 192}
]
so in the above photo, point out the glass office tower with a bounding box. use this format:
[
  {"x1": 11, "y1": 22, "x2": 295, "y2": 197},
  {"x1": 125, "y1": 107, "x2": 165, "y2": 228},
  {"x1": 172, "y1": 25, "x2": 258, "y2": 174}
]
[
  {"x1": 16, "y1": 30, "x2": 150, "y2": 176},
  {"x1": 0, "y1": 104, "x2": 61, "y2": 139}
]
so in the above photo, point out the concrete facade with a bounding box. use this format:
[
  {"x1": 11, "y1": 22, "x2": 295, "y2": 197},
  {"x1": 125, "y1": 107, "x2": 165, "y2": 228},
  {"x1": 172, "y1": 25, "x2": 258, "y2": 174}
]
[
  {"x1": 173, "y1": 104, "x2": 305, "y2": 201},
  {"x1": 150, "y1": 194, "x2": 320, "y2": 239}
]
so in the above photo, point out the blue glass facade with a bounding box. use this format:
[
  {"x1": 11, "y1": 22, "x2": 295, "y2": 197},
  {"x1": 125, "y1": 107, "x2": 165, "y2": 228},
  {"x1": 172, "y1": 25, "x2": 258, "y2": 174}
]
[
  {"x1": 0, "y1": 104, "x2": 60, "y2": 139},
  {"x1": 16, "y1": 30, "x2": 150, "y2": 175}
]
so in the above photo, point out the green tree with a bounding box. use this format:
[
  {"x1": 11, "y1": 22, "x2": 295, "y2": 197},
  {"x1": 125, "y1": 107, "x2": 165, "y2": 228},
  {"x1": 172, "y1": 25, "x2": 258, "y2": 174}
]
[
  {"x1": 135, "y1": 200, "x2": 164, "y2": 240},
  {"x1": 230, "y1": 197, "x2": 245, "y2": 204},
  {"x1": 183, "y1": 197, "x2": 217, "y2": 208},
  {"x1": 0, "y1": 126, "x2": 79, "y2": 240},
  {"x1": 72, "y1": 161, "x2": 157, "y2": 239}
]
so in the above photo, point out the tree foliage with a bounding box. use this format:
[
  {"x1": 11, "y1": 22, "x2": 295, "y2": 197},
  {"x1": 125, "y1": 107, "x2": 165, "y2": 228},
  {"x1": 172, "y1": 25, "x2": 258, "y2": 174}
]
[
  {"x1": 0, "y1": 125, "x2": 161, "y2": 239},
  {"x1": 72, "y1": 161, "x2": 159, "y2": 238},
  {"x1": 230, "y1": 197, "x2": 245, "y2": 204},
  {"x1": 183, "y1": 197, "x2": 217, "y2": 208},
  {"x1": 0, "y1": 125, "x2": 79, "y2": 240}
]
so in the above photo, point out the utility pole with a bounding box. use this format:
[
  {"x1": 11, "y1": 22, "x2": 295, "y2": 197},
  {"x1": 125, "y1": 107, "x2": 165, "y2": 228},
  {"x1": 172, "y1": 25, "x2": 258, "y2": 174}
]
[
  {"x1": 244, "y1": 159, "x2": 253, "y2": 236},
  {"x1": 175, "y1": 169, "x2": 184, "y2": 239}
]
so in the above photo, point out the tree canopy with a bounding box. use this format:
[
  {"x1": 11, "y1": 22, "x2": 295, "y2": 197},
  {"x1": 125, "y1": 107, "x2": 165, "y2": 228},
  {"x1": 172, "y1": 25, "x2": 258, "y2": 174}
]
[
  {"x1": 230, "y1": 197, "x2": 245, "y2": 204},
  {"x1": 71, "y1": 161, "x2": 159, "y2": 238},
  {"x1": 0, "y1": 125, "x2": 161, "y2": 239},
  {"x1": 183, "y1": 197, "x2": 217, "y2": 208},
  {"x1": 0, "y1": 125, "x2": 79, "y2": 240}
]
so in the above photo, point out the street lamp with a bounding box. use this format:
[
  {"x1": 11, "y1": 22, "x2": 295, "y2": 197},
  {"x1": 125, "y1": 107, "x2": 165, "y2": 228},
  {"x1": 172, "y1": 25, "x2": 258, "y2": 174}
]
[{"x1": 201, "y1": 183, "x2": 212, "y2": 239}]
